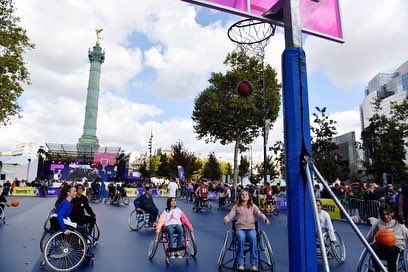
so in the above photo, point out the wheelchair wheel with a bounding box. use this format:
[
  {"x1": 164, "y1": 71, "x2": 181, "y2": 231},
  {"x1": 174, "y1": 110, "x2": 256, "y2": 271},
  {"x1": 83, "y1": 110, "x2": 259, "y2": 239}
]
[
  {"x1": 122, "y1": 196, "x2": 130, "y2": 205},
  {"x1": 91, "y1": 223, "x2": 100, "y2": 242},
  {"x1": 40, "y1": 230, "x2": 50, "y2": 252},
  {"x1": 217, "y1": 230, "x2": 231, "y2": 267},
  {"x1": 260, "y1": 231, "x2": 275, "y2": 269},
  {"x1": 104, "y1": 197, "x2": 110, "y2": 204},
  {"x1": 148, "y1": 231, "x2": 161, "y2": 260},
  {"x1": 0, "y1": 206, "x2": 5, "y2": 224},
  {"x1": 206, "y1": 202, "x2": 212, "y2": 212},
  {"x1": 330, "y1": 231, "x2": 346, "y2": 264},
  {"x1": 186, "y1": 227, "x2": 197, "y2": 257},
  {"x1": 43, "y1": 230, "x2": 87, "y2": 272},
  {"x1": 128, "y1": 209, "x2": 146, "y2": 231},
  {"x1": 43, "y1": 208, "x2": 55, "y2": 231}
]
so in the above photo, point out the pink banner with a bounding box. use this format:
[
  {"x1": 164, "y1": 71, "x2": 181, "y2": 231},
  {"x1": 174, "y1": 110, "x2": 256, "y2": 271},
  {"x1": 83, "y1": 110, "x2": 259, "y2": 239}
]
[{"x1": 93, "y1": 153, "x2": 116, "y2": 166}]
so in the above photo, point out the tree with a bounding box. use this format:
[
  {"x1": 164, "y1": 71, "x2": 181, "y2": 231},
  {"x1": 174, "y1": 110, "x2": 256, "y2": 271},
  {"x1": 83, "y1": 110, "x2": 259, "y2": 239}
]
[
  {"x1": 238, "y1": 155, "x2": 250, "y2": 179},
  {"x1": 156, "y1": 153, "x2": 170, "y2": 178},
  {"x1": 311, "y1": 107, "x2": 346, "y2": 182},
  {"x1": 256, "y1": 155, "x2": 279, "y2": 183},
  {"x1": 202, "y1": 153, "x2": 222, "y2": 181},
  {"x1": 169, "y1": 141, "x2": 201, "y2": 179},
  {"x1": 362, "y1": 98, "x2": 408, "y2": 183},
  {"x1": 270, "y1": 141, "x2": 285, "y2": 178},
  {"x1": 138, "y1": 161, "x2": 150, "y2": 179},
  {"x1": 150, "y1": 155, "x2": 160, "y2": 176},
  {"x1": 0, "y1": 0, "x2": 34, "y2": 125},
  {"x1": 192, "y1": 52, "x2": 280, "y2": 195}
]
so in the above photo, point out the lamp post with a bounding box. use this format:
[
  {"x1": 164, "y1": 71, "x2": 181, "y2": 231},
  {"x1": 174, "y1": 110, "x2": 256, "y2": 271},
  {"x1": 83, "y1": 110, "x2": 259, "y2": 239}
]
[
  {"x1": 26, "y1": 158, "x2": 31, "y2": 182},
  {"x1": 148, "y1": 131, "x2": 153, "y2": 172}
]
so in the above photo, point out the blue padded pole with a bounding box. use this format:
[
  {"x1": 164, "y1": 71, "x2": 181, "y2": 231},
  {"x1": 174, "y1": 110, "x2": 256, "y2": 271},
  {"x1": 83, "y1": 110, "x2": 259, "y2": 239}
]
[{"x1": 282, "y1": 47, "x2": 318, "y2": 272}]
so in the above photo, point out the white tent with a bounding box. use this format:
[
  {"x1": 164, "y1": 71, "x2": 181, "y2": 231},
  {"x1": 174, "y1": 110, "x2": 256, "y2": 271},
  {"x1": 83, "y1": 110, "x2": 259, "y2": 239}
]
[{"x1": 0, "y1": 156, "x2": 38, "y2": 182}]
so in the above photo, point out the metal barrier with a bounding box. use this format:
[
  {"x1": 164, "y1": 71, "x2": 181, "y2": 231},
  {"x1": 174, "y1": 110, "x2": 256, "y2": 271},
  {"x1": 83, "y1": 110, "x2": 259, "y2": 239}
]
[{"x1": 346, "y1": 199, "x2": 381, "y2": 223}]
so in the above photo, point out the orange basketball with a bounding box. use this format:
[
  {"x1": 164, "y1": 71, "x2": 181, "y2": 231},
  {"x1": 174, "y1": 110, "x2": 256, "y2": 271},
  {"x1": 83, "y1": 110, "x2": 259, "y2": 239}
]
[
  {"x1": 375, "y1": 229, "x2": 396, "y2": 247},
  {"x1": 11, "y1": 200, "x2": 19, "y2": 207}
]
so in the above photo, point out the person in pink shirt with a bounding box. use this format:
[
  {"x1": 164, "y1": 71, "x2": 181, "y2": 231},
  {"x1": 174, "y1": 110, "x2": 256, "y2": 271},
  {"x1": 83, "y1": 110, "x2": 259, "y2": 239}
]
[
  {"x1": 156, "y1": 198, "x2": 193, "y2": 258},
  {"x1": 223, "y1": 190, "x2": 270, "y2": 271}
]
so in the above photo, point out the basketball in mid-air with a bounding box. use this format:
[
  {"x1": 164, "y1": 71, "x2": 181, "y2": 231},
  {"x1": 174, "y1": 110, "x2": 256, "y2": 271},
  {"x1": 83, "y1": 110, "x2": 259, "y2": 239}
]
[
  {"x1": 375, "y1": 229, "x2": 396, "y2": 247},
  {"x1": 11, "y1": 200, "x2": 19, "y2": 207},
  {"x1": 236, "y1": 80, "x2": 253, "y2": 98}
]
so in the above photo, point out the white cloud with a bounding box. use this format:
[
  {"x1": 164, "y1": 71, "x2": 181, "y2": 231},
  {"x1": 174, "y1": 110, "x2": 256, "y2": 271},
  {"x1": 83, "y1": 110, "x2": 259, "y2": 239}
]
[{"x1": 304, "y1": 0, "x2": 408, "y2": 87}]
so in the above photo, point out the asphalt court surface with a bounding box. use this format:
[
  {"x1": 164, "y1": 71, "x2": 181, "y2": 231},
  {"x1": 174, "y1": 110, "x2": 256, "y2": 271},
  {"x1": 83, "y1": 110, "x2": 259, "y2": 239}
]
[{"x1": 0, "y1": 197, "x2": 370, "y2": 271}]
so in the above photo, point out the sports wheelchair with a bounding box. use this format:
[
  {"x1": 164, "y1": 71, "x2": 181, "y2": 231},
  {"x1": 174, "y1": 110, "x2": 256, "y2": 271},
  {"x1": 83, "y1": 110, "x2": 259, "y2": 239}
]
[
  {"x1": 104, "y1": 193, "x2": 129, "y2": 206},
  {"x1": 316, "y1": 230, "x2": 346, "y2": 264},
  {"x1": 148, "y1": 224, "x2": 197, "y2": 266},
  {"x1": 88, "y1": 189, "x2": 103, "y2": 203},
  {"x1": 217, "y1": 220, "x2": 275, "y2": 271},
  {"x1": 0, "y1": 205, "x2": 5, "y2": 224},
  {"x1": 193, "y1": 198, "x2": 212, "y2": 212},
  {"x1": 218, "y1": 198, "x2": 234, "y2": 211},
  {"x1": 128, "y1": 208, "x2": 155, "y2": 231},
  {"x1": 39, "y1": 210, "x2": 100, "y2": 271},
  {"x1": 356, "y1": 245, "x2": 408, "y2": 272}
]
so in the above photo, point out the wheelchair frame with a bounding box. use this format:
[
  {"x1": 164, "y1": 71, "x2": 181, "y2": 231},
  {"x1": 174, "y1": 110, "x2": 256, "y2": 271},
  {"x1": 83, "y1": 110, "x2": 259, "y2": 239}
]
[
  {"x1": 217, "y1": 221, "x2": 275, "y2": 271},
  {"x1": 260, "y1": 201, "x2": 280, "y2": 217},
  {"x1": 148, "y1": 224, "x2": 197, "y2": 266},
  {"x1": 193, "y1": 199, "x2": 212, "y2": 213},
  {"x1": 356, "y1": 245, "x2": 408, "y2": 272},
  {"x1": 316, "y1": 230, "x2": 346, "y2": 264}
]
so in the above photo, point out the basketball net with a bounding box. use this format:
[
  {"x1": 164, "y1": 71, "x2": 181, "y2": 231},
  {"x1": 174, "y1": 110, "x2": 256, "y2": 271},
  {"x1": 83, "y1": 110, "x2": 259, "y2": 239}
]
[{"x1": 227, "y1": 19, "x2": 276, "y2": 60}]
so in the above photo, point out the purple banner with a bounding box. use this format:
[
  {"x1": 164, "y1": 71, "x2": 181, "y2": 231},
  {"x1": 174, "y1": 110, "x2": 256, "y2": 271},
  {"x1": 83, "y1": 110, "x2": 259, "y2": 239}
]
[{"x1": 137, "y1": 188, "x2": 161, "y2": 197}]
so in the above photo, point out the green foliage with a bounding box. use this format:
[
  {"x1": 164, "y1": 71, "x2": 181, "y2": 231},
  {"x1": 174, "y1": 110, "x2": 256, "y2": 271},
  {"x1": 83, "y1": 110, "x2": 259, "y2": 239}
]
[
  {"x1": 169, "y1": 141, "x2": 201, "y2": 179},
  {"x1": 150, "y1": 155, "x2": 160, "y2": 175},
  {"x1": 192, "y1": 51, "x2": 281, "y2": 186},
  {"x1": 138, "y1": 161, "x2": 150, "y2": 179},
  {"x1": 202, "y1": 153, "x2": 222, "y2": 181},
  {"x1": 156, "y1": 153, "x2": 170, "y2": 178},
  {"x1": 362, "y1": 98, "x2": 408, "y2": 183},
  {"x1": 270, "y1": 141, "x2": 285, "y2": 178},
  {"x1": 238, "y1": 155, "x2": 250, "y2": 178},
  {"x1": 0, "y1": 0, "x2": 34, "y2": 125},
  {"x1": 255, "y1": 155, "x2": 279, "y2": 182},
  {"x1": 311, "y1": 107, "x2": 346, "y2": 182}
]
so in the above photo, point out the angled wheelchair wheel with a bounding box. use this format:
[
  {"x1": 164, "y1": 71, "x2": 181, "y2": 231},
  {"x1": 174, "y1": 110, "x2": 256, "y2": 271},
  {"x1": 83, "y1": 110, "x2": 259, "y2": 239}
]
[
  {"x1": 128, "y1": 209, "x2": 146, "y2": 231},
  {"x1": 43, "y1": 230, "x2": 87, "y2": 272},
  {"x1": 260, "y1": 231, "x2": 275, "y2": 269},
  {"x1": 186, "y1": 228, "x2": 197, "y2": 257},
  {"x1": 43, "y1": 208, "x2": 55, "y2": 231},
  {"x1": 40, "y1": 230, "x2": 50, "y2": 252},
  {"x1": 330, "y1": 231, "x2": 346, "y2": 264},
  {"x1": 273, "y1": 206, "x2": 280, "y2": 216},
  {"x1": 122, "y1": 196, "x2": 130, "y2": 206},
  {"x1": 148, "y1": 231, "x2": 161, "y2": 260},
  {"x1": 104, "y1": 197, "x2": 110, "y2": 204},
  {"x1": 206, "y1": 202, "x2": 212, "y2": 212},
  {"x1": 0, "y1": 206, "x2": 5, "y2": 224},
  {"x1": 91, "y1": 223, "x2": 100, "y2": 242},
  {"x1": 217, "y1": 230, "x2": 231, "y2": 267}
]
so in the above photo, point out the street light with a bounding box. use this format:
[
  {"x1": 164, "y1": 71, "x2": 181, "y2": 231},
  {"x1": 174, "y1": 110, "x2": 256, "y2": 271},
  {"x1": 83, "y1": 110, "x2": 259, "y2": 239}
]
[{"x1": 148, "y1": 131, "x2": 153, "y2": 171}]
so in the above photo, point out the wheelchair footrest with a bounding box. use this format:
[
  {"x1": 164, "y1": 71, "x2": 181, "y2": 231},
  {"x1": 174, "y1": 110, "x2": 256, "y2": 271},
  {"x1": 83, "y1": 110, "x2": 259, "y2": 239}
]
[{"x1": 169, "y1": 246, "x2": 186, "y2": 252}]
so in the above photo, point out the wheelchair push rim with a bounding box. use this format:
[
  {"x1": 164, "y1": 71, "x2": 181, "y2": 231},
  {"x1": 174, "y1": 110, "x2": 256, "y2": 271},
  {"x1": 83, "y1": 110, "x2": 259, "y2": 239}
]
[
  {"x1": 91, "y1": 223, "x2": 100, "y2": 242},
  {"x1": 122, "y1": 196, "x2": 130, "y2": 205},
  {"x1": 217, "y1": 230, "x2": 231, "y2": 267},
  {"x1": 260, "y1": 231, "x2": 275, "y2": 269},
  {"x1": 43, "y1": 230, "x2": 87, "y2": 272},
  {"x1": 128, "y1": 209, "x2": 146, "y2": 231},
  {"x1": 331, "y1": 231, "x2": 346, "y2": 264},
  {"x1": 186, "y1": 227, "x2": 197, "y2": 257},
  {"x1": 148, "y1": 231, "x2": 161, "y2": 260},
  {"x1": 43, "y1": 208, "x2": 55, "y2": 231},
  {"x1": 0, "y1": 206, "x2": 5, "y2": 223},
  {"x1": 356, "y1": 247, "x2": 407, "y2": 272}
]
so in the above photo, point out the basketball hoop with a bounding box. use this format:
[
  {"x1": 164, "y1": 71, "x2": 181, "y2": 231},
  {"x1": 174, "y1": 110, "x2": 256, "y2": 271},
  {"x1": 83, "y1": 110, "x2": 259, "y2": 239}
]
[{"x1": 227, "y1": 19, "x2": 276, "y2": 59}]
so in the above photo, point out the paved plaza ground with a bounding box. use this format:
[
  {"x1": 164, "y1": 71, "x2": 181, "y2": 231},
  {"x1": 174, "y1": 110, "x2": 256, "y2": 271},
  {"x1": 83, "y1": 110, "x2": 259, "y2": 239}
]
[{"x1": 0, "y1": 197, "x2": 370, "y2": 272}]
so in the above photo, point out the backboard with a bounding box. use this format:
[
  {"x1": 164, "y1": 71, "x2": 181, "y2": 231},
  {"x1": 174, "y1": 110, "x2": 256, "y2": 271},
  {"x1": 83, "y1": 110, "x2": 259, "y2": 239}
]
[{"x1": 181, "y1": 0, "x2": 343, "y2": 43}]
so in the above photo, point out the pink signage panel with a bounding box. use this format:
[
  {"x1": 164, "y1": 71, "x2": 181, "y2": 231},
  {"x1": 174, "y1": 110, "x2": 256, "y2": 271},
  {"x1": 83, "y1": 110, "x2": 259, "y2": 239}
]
[
  {"x1": 182, "y1": 0, "x2": 343, "y2": 42},
  {"x1": 93, "y1": 153, "x2": 116, "y2": 166}
]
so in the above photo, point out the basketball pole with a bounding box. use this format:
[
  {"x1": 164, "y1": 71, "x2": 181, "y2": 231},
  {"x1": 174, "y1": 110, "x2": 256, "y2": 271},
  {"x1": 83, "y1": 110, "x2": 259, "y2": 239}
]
[{"x1": 282, "y1": 0, "x2": 318, "y2": 271}]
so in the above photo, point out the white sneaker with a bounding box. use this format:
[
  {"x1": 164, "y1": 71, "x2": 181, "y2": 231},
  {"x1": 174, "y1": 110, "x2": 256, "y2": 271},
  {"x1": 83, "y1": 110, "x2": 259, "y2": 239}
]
[
  {"x1": 250, "y1": 265, "x2": 259, "y2": 271},
  {"x1": 237, "y1": 265, "x2": 244, "y2": 270},
  {"x1": 169, "y1": 252, "x2": 175, "y2": 258}
]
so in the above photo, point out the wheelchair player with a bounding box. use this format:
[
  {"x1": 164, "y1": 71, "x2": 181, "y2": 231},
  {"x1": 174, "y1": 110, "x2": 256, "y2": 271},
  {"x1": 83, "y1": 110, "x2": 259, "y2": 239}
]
[
  {"x1": 223, "y1": 190, "x2": 270, "y2": 271},
  {"x1": 156, "y1": 198, "x2": 193, "y2": 258},
  {"x1": 133, "y1": 186, "x2": 158, "y2": 226},
  {"x1": 194, "y1": 181, "x2": 209, "y2": 210},
  {"x1": 316, "y1": 199, "x2": 337, "y2": 246},
  {"x1": 364, "y1": 204, "x2": 408, "y2": 272},
  {"x1": 70, "y1": 184, "x2": 97, "y2": 235}
]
